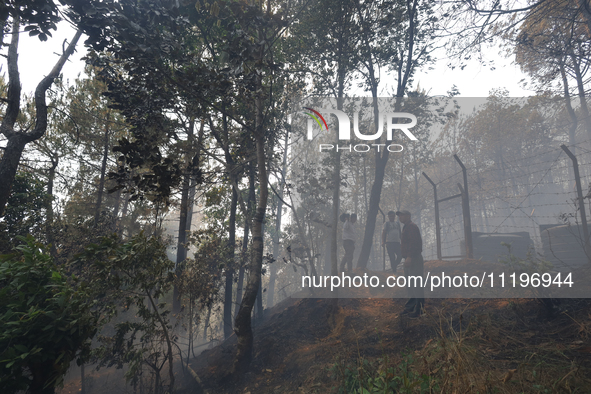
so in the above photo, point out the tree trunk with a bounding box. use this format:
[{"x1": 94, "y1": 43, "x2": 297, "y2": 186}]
[
  {"x1": 173, "y1": 118, "x2": 196, "y2": 314},
  {"x1": 357, "y1": 92, "x2": 386, "y2": 270},
  {"x1": 94, "y1": 111, "x2": 110, "y2": 227},
  {"x1": 0, "y1": 136, "x2": 28, "y2": 218},
  {"x1": 203, "y1": 303, "x2": 212, "y2": 341},
  {"x1": 0, "y1": 21, "x2": 82, "y2": 217},
  {"x1": 570, "y1": 51, "x2": 591, "y2": 141},
  {"x1": 255, "y1": 219, "x2": 265, "y2": 322},
  {"x1": 0, "y1": 17, "x2": 23, "y2": 218},
  {"x1": 268, "y1": 130, "x2": 289, "y2": 308},
  {"x1": 560, "y1": 63, "x2": 578, "y2": 146},
  {"x1": 224, "y1": 187, "x2": 238, "y2": 339},
  {"x1": 235, "y1": 161, "x2": 255, "y2": 319},
  {"x1": 185, "y1": 119, "x2": 204, "y2": 236},
  {"x1": 233, "y1": 79, "x2": 269, "y2": 374},
  {"x1": 120, "y1": 193, "x2": 130, "y2": 239},
  {"x1": 357, "y1": 0, "x2": 418, "y2": 268},
  {"x1": 208, "y1": 108, "x2": 245, "y2": 328},
  {"x1": 187, "y1": 298, "x2": 193, "y2": 360},
  {"x1": 326, "y1": 40, "x2": 348, "y2": 318},
  {"x1": 287, "y1": 190, "x2": 318, "y2": 278},
  {"x1": 29, "y1": 361, "x2": 56, "y2": 394},
  {"x1": 357, "y1": 154, "x2": 388, "y2": 269},
  {"x1": 80, "y1": 363, "x2": 86, "y2": 394},
  {"x1": 354, "y1": 0, "x2": 388, "y2": 269},
  {"x1": 256, "y1": 272, "x2": 264, "y2": 321},
  {"x1": 146, "y1": 291, "x2": 174, "y2": 393},
  {"x1": 46, "y1": 157, "x2": 58, "y2": 258},
  {"x1": 560, "y1": 62, "x2": 578, "y2": 188},
  {"x1": 113, "y1": 187, "x2": 122, "y2": 231}
]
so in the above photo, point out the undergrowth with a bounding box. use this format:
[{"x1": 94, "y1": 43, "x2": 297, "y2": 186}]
[
  {"x1": 329, "y1": 301, "x2": 591, "y2": 393},
  {"x1": 329, "y1": 352, "x2": 435, "y2": 393}
]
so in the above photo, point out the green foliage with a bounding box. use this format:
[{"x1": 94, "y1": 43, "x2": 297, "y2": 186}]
[
  {"x1": 0, "y1": 172, "x2": 51, "y2": 254},
  {"x1": 51, "y1": 212, "x2": 118, "y2": 265},
  {"x1": 203, "y1": 185, "x2": 232, "y2": 222},
  {"x1": 72, "y1": 233, "x2": 177, "y2": 391},
  {"x1": 73, "y1": 232, "x2": 174, "y2": 300},
  {"x1": 0, "y1": 236, "x2": 98, "y2": 394},
  {"x1": 175, "y1": 227, "x2": 226, "y2": 348},
  {"x1": 330, "y1": 353, "x2": 436, "y2": 393},
  {"x1": 1, "y1": 0, "x2": 61, "y2": 42}
]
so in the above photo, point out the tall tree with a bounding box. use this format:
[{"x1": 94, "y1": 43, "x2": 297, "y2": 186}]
[
  {"x1": 0, "y1": 15, "x2": 81, "y2": 217},
  {"x1": 287, "y1": 0, "x2": 360, "y2": 320},
  {"x1": 172, "y1": 116, "x2": 204, "y2": 314},
  {"x1": 77, "y1": 0, "x2": 293, "y2": 374},
  {"x1": 357, "y1": 0, "x2": 437, "y2": 268},
  {"x1": 514, "y1": 0, "x2": 591, "y2": 141}
]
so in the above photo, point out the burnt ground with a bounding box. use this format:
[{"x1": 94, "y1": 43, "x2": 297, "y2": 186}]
[
  {"x1": 59, "y1": 259, "x2": 591, "y2": 393},
  {"x1": 188, "y1": 261, "x2": 591, "y2": 393}
]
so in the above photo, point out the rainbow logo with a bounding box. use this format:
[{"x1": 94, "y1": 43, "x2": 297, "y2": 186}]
[{"x1": 303, "y1": 107, "x2": 329, "y2": 134}]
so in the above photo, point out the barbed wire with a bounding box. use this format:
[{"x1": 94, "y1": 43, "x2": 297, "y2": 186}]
[
  {"x1": 432, "y1": 140, "x2": 591, "y2": 186},
  {"x1": 418, "y1": 141, "x2": 591, "y2": 261},
  {"x1": 480, "y1": 151, "x2": 565, "y2": 234}
]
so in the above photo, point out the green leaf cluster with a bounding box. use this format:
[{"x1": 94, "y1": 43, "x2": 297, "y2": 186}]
[
  {"x1": 71, "y1": 233, "x2": 176, "y2": 389},
  {"x1": 0, "y1": 236, "x2": 98, "y2": 394},
  {"x1": 330, "y1": 353, "x2": 437, "y2": 393},
  {"x1": 0, "y1": 172, "x2": 51, "y2": 254}
]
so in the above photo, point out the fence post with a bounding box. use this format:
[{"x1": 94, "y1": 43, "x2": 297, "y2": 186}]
[
  {"x1": 422, "y1": 172, "x2": 442, "y2": 260},
  {"x1": 560, "y1": 144, "x2": 590, "y2": 262},
  {"x1": 454, "y1": 155, "x2": 473, "y2": 259}
]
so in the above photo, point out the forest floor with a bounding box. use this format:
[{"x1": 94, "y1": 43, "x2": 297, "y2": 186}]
[
  {"x1": 188, "y1": 259, "x2": 591, "y2": 393},
  {"x1": 57, "y1": 259, "x2": 591, "y2": 393}
]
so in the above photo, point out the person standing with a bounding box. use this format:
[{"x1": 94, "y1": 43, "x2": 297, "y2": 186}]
[
  {"x1": 397, "y1": 210, "x2": 424, "y2": 318},
  {"x1": 382, "y1": 211, "x2": 402, "y2": 271},
  {"x1": 340, "y1": 213, "x2": 357, "y2": 272}
]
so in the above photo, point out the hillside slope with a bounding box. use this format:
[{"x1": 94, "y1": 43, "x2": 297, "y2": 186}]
[{"x1": 191, "y1": 291, "x2": 591, "y2": 393}]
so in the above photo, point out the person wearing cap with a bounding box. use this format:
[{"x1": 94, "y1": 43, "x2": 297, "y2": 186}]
[
  {"x1": 382, "y1": 211, "x2": 402, "y2": 271},
  {"x1": 397, "y1": 210, "x2": 424, "y2": 317}
]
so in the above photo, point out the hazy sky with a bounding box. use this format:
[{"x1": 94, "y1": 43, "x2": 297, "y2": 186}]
[
  {"x1": 14, "y1": 21, "x2": 532, "y2": 98},
  {"x1": 16, "y1": 23, "x2": 88, "y2": 94}
]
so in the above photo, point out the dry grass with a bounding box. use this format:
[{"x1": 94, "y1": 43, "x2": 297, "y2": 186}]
[
  {"x1": 328, "y1": 299, "x2": 591, "y2": 393},
  {"x1": 174, "y1": 297, "x2": 591, "y2": 393}
]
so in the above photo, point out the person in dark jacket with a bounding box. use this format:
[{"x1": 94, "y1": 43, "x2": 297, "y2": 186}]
[{"x1": 397, "y1": 210, "x2": 424, "y2": 317}]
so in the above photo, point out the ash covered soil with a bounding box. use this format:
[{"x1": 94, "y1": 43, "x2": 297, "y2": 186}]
[
  {"x1": 189, "y1": 260, "x2": 591, "y2": 393},
  {"x1": 58, "y1": 260, "x2": 591, "y2": 394}
]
